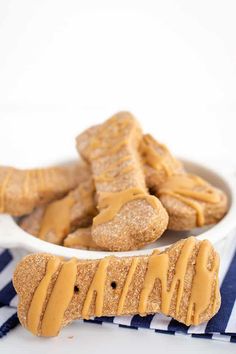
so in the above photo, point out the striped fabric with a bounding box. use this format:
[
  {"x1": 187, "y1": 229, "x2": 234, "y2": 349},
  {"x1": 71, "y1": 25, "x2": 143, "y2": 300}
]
[{"x1": 1, "y1": 235, "x2": 236, "y2": 342}]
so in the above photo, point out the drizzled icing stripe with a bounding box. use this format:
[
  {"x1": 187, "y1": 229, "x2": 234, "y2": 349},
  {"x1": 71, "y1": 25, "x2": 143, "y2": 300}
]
[
  {"x1": 27, "y1": 258, "x2": 61, "y2": 335},
  {"x1": 158, "y1": 175, "x2": 222, "y2": 227},
  {"x1": 81, "y1": 257, "x2": 111, "y2": 319},
  {"x1": 41, "y1": 258, "x2": 77, "y2": 336},
  {"x1": 27, "y1": 258, "x2": 77, "y2": 337},
  {"x1": 39, "y1": 195, "x2": 75, "y2": 243},
  {"x1": 93, "y1": 188, "x2": 161, "y2": 226},
  {"x1": 117, "y1": 257, "x2": 139, "y2": 315}
]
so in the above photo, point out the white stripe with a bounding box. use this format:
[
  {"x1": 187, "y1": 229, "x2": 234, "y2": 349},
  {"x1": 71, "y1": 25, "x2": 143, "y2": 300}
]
[
  {"x1": 9, "y1": 295, "x2": 18, "y2": 308},
  {"x1": 212, "y1": 333, "x2": 231, "y2": 342},
  {"x1": 226, "y1": 301, "x2": 236, "y2": 333},
  {"x1": 113, "y1": 316, "x2": 132, "y2": 326},
  {"x1": 187, "y1": 322, "x2": 207, "y2": 334},
  {"x1": 150, "y1": 313, "x2": 172, "y2": 330},
  {"x1": 0, "y1": 307, "x2": 16, "y2": 326}
]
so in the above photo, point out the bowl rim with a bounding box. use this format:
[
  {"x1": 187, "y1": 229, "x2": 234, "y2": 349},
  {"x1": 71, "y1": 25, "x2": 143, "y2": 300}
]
[{"x1": 0, "y1": 157, "x2": 235, "y2": 259}]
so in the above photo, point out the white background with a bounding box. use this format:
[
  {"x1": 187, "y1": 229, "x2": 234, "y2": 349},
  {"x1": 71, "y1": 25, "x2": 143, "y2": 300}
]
[{"x1": 0, "y1": 0, "x2": 236, "y2": 353}]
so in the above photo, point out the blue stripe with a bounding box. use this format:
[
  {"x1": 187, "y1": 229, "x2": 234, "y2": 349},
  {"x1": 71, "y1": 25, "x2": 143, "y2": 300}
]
[
  {"x1": 231, "y1": 336, "x2": 236, "y2": 343},
  {"x1": 168, "y1": 319, "x2": 189, "y2": 333},
  {"x1": 192, "y1": 333, "x2": 213, "y2": 340},
  {"x1": 130, "y1": 314, "x2": 154, "y2": 328},
  {"x1": 83, "y1": 319, "x2": 103, "y2": 325},
  {"x1": 0, "y1": 313, "x2": 19, "y2": 338},
  {"x1": 118, "y1": 324, "x2": 138, "y2": 330},
  {"x1": 0, "y1": 250, "x2": 12, "y2": 272},
  {"x1": 206, "y1": 251, "x2": 236, "y2": 333},
  {"x1": 95, "y1": 316, "x2": 114, "y2": 323},
  {"x1": 155, "y1": 329, "x2": 175, "y2": 335},
  {"x1": 0, "y1": 282, "x2": 16, "y2": 306}
]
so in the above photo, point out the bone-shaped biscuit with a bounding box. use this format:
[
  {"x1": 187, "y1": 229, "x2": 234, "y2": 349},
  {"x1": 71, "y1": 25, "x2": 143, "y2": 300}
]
[
  {"x1": 140, "y1": 134, "x2": 228, "y2": 230},
  {"x1": 0, "y1": 162, "x2": 90, "y2": 216},
  {"x1": 20, "y1": 179, "x2": 96, "y2": 245},
  {"x1": 158, "y1": 174, "x2": 228, "y2": 230},
  {"x1": 13, "y1": 237, "x2": 221, "y2": 337},
  {"x1": 76, "y1": 112, "x2": 169, "y2": 251}
]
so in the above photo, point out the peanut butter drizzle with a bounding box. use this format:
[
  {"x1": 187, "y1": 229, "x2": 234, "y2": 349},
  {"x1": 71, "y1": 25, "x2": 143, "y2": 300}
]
[
  {"x1": 158, "y1": 175, "x2": 221, "y2": 226},
  {"x1": 93, "y1": 188, "x2": 160, "y2": 226},
  {"x1": 0, "y1": 169, "x2": 13, "y2": 212},
  {"x1": 162, "y1": 191, "x2": 205, "y2": 226},
  {"x1": 139, "y1": 238, "x2": 195, "y2": 315},
  {"x1": 186, "y1": 240, "x2": 220, "y2": 325},
  {"x1": 140, "y1": 135, "x2": 174, "y2": 177},
  {"x1": 117, "y1": 257, "x2": 139, "y2": 315},
  {"x1": 82, "y1": 257, "x2": 111, "y2": 319},
  {"x1": 27, "y1": 258, "x2": 60, "y2": 335},
  {"x1": 39, "y1": 195, "x2": 75, "y2": 242},
  {"x1": 41, "y1": 258, "x2": 77, "y2": 336},
  {"x1": 138, "y1": 237, "x2": 219, "y2": 325}
]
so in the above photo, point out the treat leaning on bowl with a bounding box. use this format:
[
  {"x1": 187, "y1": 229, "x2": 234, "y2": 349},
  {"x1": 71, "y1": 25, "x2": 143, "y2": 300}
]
[
  {"x1": 140, "y1": 134, "x2": 228, "y2": 230},
  {"x1": 0, "y1": 161, "x2": 90, "y2": 216}
]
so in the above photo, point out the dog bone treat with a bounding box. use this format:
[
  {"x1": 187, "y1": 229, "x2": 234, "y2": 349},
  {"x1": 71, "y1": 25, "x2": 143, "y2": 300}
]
[
  {"x1": 13, "y1": 237, "x2": 221, "y2": 337},
  {"x1": 140, "y1": 134, "x2": 185, "y2": 192},
  {"x1": 76, "y1": 112, "x2": 169, "y2": 251},
  {"x1": 0, "y1": 162, "x2": 90, "y2": 216},
  {"x1": 140, "y1": 134, "x2": 228, "y2": 230},
  {"x1": 20, "y1": 179, "x2": 97, "y2": 245},
  {"x1": 158, "y1": 174, "x2": 228, "y2": 230},
  {"x1": 64, "y1": 227, "x2": 106, "y2": 250}
]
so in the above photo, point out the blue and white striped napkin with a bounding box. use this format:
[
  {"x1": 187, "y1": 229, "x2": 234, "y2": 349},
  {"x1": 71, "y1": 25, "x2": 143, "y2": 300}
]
[{"x1": 1, "y1": 234, "x2": 236, "y2": 342}]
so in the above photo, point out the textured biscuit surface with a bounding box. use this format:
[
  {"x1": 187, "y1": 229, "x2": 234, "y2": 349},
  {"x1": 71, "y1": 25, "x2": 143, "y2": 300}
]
[
  {"x1": 76, "y1": 112, "x2": 168, "y2": 251},
  {"x1": 0, "y1": 162, "x2": 90, "y2": 216},
  {"x1": 13, "y1": 237, "x2": 221, "y2": 337},
  {"x1": 20, "y1": 179, "x2": 96, "y2": 245},
  {"x1": 141, "y1": 135, "x2": 228, "y2": 230}
]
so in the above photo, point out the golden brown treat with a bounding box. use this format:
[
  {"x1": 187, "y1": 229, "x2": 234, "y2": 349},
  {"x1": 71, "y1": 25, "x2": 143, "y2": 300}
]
[
  {"x1": 0, "y1": 162, "x2": 90, "y2": 216},
  {"x1": 140, "y1": 134, "x2": 184, "y2": 191},
  {"x1": 141, "y1": 135, "x2": 228, "y2": 230},
  {"x1": 76, "y1": 112, "x2": 169, "y2": 251},
  {"x1": 158, "y1": 175, "x2": 228, "y2": 230},
  {"x1": 20, "y1": 179, "x2": 97, "y2": 245},
  {"x1": 13, "y1": 237, "x2": 221, "y2": 337},
  {"x1": 64, "y1": 227, "x2": 106, "y2": 250}
]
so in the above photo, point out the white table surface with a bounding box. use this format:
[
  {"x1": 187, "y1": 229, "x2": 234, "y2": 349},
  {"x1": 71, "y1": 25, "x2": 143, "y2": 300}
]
[{"x1": 0, "y1": 0, "x2": 236, "y2": 352}]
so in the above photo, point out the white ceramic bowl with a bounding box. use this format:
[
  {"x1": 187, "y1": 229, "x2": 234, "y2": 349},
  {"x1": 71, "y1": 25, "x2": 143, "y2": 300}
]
[{"x1": 0, "y1": 158, "x2": 235, "y2": 259}]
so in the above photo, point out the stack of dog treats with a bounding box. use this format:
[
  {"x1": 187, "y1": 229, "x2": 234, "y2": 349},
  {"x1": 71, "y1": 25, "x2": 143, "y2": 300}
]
[
  {"x1": 0, "y1": 112, "x2": 229, "y2": 336},
  {"x1": 13, "y1": 111, "x2": 227, "y2": 251}
]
